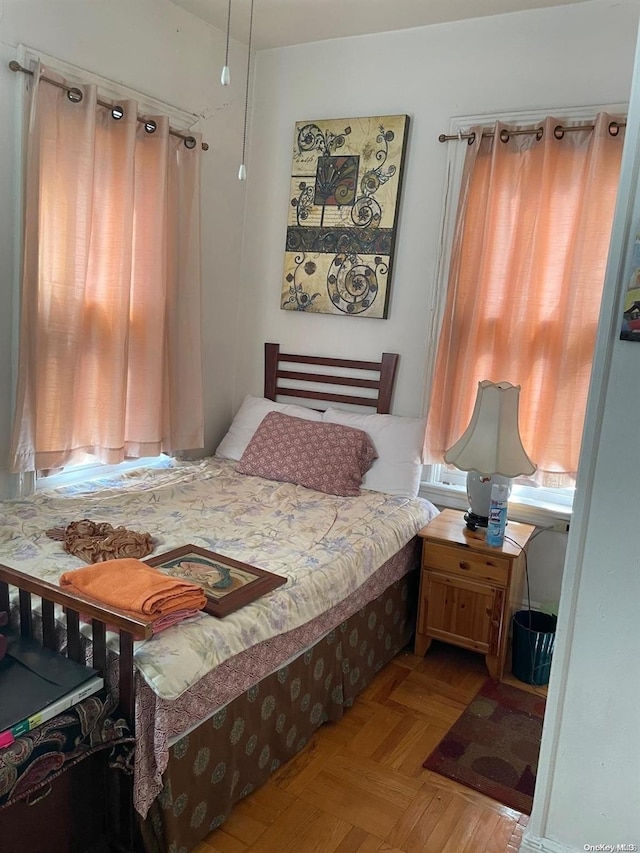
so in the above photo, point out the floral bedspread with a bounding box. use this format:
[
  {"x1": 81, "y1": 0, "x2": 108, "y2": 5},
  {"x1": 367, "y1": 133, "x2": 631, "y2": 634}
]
[{"x1": 0, "y1": 458, "x2": 437, "y2": 703}]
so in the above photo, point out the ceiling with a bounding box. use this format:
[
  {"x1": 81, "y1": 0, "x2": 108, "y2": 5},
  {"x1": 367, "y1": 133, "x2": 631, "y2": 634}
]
[{"x1": 168, "y1": 0, "x2": 594, "y2": 51}]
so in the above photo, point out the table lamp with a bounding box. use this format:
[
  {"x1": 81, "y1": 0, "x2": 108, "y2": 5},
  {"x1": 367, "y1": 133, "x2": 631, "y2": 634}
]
[{"x1": 444, "y1": 380, "x2": 536, "y2": 531}]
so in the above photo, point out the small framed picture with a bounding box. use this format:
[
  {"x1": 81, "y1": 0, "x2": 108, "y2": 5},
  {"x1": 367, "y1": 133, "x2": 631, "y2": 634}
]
[{"x1": 145, "y1": 545, "x2": 286, "y2": 618}]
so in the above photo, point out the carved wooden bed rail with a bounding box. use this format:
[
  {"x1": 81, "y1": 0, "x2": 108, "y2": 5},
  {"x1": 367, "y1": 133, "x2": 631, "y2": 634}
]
[
  {"x1": 0, "y1": 562, "x2": 151, "y2": 727},
  {"x1": 0, "y1": 562, "x2": 152, "y2": 850}
]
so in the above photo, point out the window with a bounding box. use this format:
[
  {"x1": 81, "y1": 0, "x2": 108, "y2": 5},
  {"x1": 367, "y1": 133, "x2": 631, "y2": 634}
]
[
  {"x1": 10, "y1": 55, "x2": 204, "y2": 480},
  {"x1": 422, "y1": 106, "x2": 626, "y2": 524},
  {"x1": 421, "y1": 463, "x2": 574, "y2": 527}
]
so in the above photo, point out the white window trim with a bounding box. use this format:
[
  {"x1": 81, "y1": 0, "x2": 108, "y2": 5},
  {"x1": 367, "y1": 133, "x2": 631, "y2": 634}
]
[
  {"x1": 37, "y1": 457, "x2": 170, "y2": 492},
  {"x1": 421, "y1": 102, "x2": 627, "y2": 529},
  {"x1": 419, "y1": 479, "x2": 573, "y2": 530}
]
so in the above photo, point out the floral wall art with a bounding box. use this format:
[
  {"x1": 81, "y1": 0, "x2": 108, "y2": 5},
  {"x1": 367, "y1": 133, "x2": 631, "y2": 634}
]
[{"x1": 281, "y1": 115, "x2": 410, "y2": 319}]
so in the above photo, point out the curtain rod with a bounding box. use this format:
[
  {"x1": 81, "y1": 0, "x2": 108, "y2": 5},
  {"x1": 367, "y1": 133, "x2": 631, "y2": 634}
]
[
  {"x1": 438, "y1": 119, "x2": 626, "y2": 144},
  {"x1": 9, "y1": 61, "x2": 209, "y2": 152}
]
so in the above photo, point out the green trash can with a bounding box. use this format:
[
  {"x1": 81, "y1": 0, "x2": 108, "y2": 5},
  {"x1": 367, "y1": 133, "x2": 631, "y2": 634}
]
[{"x1": 512, "y1": 609, "x2": 557, "y2": 686}]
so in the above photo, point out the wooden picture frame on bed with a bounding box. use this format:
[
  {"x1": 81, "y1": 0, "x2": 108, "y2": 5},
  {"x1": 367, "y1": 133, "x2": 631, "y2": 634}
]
[{"x1": 145, "y1": 545, "x2": 287, "y2": 618}]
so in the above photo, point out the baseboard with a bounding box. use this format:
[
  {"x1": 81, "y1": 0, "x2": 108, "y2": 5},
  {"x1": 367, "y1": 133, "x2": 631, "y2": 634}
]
[{"x1": 520, "y1": 834, "x2": 575, "y2": 853}]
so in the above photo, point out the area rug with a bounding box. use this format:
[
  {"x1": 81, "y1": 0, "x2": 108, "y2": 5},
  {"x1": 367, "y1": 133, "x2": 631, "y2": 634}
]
[{"x1": 423, "y1": 679, "x2": 546, "y2": 814}]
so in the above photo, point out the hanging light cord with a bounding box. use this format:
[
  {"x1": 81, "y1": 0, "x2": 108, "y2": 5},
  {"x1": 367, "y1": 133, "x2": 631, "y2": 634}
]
[
  {"x1": 224, "y1": 0, "x2": 231, "y2": 69},
  {"x1": 220, "y1": 0, "x2": 232, "y2": 85},
  {"x1": 239, "y1": 0, "x2": 255, "y2": 177}
]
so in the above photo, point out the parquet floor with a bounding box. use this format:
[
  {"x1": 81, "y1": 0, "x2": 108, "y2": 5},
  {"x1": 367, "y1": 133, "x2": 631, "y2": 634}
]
[{"x1": 195, "y1": 642, "x2": 536, "y2": 853}]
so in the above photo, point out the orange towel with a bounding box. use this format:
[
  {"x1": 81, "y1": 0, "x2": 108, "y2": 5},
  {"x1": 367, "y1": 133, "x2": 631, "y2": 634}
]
[{"x1": 59, "y1": 558, "x2": 207, "y2": 620}]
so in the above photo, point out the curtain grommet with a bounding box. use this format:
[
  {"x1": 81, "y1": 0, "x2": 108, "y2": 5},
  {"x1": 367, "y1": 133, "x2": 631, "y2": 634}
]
[
  {"x1": 499, "y1": 128, "x2": 510, "y2": 143},
  {"x1": 111, "y1": 105, "x2": 124, "y2": 121},
  {"x1": 609, "y1": 121, "x2": 621, "y2": 137},
  {"x1": 67, "y1": 87, "x2": 83, "y2": 104},
  {"x1": 184, "y1": 136, "x2": 197, "y2": 150},
  {"x1": 554, "y1": 125, "x2": 565, "y2": 140},
  {"x1": 144, "y1": 120, "x2": 157, "y2": 134}
]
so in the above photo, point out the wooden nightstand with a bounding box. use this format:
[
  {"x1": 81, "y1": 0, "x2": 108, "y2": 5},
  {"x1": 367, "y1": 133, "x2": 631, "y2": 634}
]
[{"x1": 414, "y1": 508, "x2": 535, "y2": 680}]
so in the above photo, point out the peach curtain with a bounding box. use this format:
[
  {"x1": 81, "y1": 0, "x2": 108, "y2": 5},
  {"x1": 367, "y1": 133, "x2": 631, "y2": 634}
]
[
  {"x1": 425, "y1": 113, "x2": 624, "y2": 480},
  {"x1": 10, "y1": 64, "x2": 204, "y2": 473}
]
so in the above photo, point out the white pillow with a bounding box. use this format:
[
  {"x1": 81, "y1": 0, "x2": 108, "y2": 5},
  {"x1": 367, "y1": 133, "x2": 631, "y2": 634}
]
[
  {"x1": 323, "y1": 408, "x2": 426, "y2": 497},
  {"x1": 215, "y1": 395, "x2": 322, "y2": 461}
]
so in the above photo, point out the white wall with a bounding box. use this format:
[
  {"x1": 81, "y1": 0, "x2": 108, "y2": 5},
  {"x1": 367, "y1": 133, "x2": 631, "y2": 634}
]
[
  {"x1": 0, "y1": 0, "x2": 249, "y2": 497},
  {"x1": 235, "y1": 0, "x2": 640, "y2": 420},
  {"x1": 525, "y1": 530, "x2": 567, "y2": 611}
]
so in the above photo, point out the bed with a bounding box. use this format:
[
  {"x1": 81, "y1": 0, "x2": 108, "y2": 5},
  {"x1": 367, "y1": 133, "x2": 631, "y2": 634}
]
[{"x1": 0, "y1": 343, "x2": 437, "y2": 852}]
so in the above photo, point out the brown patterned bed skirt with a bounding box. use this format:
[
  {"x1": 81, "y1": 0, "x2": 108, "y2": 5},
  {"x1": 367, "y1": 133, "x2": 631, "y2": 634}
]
[{"x1": 140, "y1": 566, "x2": 419, "y2": 852}]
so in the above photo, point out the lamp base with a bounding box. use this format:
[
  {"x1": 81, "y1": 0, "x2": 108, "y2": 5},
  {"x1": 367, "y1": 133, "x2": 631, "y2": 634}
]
[
  {"x1": 463, "y1": 510, "x2": 488, "y2": 531},
  {"x1": 464, "y1": 471, "x2": 512, "y2": 530}
]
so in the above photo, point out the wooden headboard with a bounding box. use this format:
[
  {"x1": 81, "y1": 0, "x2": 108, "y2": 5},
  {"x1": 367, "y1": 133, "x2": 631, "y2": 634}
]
[{"x1": 264, "y1": 343, "x2": 399, "y2": 414}]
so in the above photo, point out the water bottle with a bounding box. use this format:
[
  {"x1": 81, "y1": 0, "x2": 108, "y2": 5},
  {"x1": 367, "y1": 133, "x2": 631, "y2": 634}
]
[{"x1": 485, "y1": 482, "x2": 509, "y2": 547}]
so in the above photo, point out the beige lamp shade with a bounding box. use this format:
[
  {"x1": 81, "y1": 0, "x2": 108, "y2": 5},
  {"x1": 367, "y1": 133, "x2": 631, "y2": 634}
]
[{"x1": 444, "y1": 380, "x2": 536, "y2": 477}]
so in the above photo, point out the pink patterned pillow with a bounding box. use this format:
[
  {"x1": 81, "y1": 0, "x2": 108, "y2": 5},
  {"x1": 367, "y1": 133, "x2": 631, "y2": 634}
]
[{"x1": 235, "y1": 411, "x2": 378, "y2": 496}]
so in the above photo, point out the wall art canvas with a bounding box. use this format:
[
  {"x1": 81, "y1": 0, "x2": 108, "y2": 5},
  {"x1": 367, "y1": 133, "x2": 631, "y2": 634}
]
[{"x1": 282, "y1": 114, "x2": 410, "y2": 319}]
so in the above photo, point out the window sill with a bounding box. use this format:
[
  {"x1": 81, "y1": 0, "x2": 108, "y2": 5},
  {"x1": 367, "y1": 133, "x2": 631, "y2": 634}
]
[
  {"x1": 36, "y1": 456, "x2": 170, "y2": 491},
  {"x1": 418, "y1": 482, "x2": 572, "y2": 531}
]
